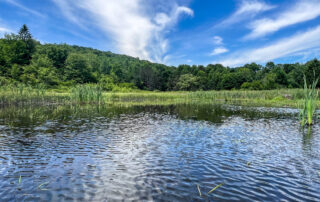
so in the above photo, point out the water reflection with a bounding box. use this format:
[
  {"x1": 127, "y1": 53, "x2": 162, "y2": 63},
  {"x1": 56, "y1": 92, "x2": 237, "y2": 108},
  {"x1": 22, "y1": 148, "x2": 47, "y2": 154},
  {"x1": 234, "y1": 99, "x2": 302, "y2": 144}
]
[{"x1": 0, "y1": 104, "x2": 319, "y2": 201}]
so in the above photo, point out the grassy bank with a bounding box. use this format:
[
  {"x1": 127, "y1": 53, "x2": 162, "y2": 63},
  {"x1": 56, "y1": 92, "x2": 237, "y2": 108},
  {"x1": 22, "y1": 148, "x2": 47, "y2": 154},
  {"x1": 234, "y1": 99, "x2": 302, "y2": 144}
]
[
  {"x1": 1, "y1": 84, "x2": 319, "y2": 108},
  {"x1": 103, "y1": 89, "x2": 309, "y2": 107}
]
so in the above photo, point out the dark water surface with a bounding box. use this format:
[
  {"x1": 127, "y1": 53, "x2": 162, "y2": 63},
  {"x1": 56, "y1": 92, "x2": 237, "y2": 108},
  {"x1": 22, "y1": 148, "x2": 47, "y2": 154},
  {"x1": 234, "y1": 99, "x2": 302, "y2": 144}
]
[{"x1": 0, "y1": 104, "x2": 319, "y2": 201}]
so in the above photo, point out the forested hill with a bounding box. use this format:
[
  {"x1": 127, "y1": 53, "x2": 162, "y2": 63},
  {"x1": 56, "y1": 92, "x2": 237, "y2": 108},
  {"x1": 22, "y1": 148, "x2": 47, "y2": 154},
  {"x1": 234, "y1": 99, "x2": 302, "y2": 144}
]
[{"x1": 1, "y1": 25, "x2": 320, "y2": 91}]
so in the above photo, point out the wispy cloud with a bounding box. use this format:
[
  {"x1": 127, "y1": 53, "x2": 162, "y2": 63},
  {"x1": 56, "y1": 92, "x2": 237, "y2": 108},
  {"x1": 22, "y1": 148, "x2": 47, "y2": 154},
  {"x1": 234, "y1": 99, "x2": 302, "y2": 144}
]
[
  {"x1": 213, "y1": 36, "x2": 223, "y2": 45},
  {"x1": 210, "y1": 36, "x2": 228, "y2": 55},
  {"x1": 52, "y1": 0, "x2": 193, "y2": 63},
  {"x1": 0, "y1": 20, "x2": 12, "y2": 35},
  {"x1": 3, "y1": 0, "x2": 45, "y2": 18},
  {"x1": 216, "y1": 25, "x2": 320, "y2": 66},
  {"x1": 245, "y1": 0, "x2": 320, "y2": 39},
  {"x1": 0, "y1": 27, "x2": 10, "y2": 33},
  {"x1": 218, "y1": 0, "x2": 274, "y2": 27},
  {"x1": 211, "y1": 47, "x2": 229, "y2": 56}
]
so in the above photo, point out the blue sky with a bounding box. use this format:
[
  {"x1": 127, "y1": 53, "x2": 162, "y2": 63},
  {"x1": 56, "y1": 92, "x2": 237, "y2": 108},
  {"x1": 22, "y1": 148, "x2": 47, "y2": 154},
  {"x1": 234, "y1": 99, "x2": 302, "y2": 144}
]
[{"x1": 0, "y1": 0, "x2": 320, "y2": 67}]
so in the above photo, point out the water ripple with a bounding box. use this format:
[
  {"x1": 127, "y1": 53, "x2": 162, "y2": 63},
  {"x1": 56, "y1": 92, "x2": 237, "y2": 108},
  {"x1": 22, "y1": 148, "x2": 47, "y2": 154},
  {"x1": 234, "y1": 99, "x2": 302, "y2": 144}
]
[{"x1": 0, "y1": 104, "x2": 319, "y2": 201}]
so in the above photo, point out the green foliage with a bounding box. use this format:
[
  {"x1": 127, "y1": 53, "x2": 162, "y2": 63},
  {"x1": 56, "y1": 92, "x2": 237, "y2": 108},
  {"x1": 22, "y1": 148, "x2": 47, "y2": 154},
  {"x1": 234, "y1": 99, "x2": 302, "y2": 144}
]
[
  {"x1": 99, "y1": 75, "x2": 115, "y2": 91},
  {"x1": 64, "y1": 53, "x2": 96, "y2": 83},
  {"x1": 175, "y1": 74, "x2": 200, "y2": 91},
  {"x1": 0, "y1": 25, "x2": 320, "y2": 92},
  {"x1": 241, "y1": 81, "x2": 264, "y2": 90},
  {"x1": 262, "y1": 73, "x2": 278, "y2": 90}
]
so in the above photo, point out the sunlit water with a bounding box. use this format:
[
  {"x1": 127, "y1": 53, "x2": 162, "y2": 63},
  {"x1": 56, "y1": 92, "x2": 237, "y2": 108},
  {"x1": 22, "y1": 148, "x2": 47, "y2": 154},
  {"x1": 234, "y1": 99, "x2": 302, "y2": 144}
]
[{"x1": 0, "y1": 104, "x2": 319, "y2": 201}]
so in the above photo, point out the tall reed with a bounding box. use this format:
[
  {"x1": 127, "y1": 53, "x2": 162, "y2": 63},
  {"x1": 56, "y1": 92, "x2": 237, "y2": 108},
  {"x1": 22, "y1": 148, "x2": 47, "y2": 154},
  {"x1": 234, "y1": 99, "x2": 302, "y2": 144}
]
[
  {"x1": 70, "y1": 84, "x2": 103, "y2": 104},
  {"x1": 299, "y1": 75, "x2": 319, "y2": 127}
]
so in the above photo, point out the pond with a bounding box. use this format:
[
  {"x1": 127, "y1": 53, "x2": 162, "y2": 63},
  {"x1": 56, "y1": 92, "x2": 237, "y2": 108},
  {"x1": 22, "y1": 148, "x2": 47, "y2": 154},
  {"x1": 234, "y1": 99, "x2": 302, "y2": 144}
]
[{"x1": 0, "y1": 104, "x2": 319, "y2": 201}]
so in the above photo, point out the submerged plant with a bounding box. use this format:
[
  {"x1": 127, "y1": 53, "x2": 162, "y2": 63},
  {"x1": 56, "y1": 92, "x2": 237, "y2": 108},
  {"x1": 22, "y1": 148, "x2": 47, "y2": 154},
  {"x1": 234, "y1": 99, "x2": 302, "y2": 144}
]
[{"x1": 299, "y1": 75, "x2": 319, "y2": 127}]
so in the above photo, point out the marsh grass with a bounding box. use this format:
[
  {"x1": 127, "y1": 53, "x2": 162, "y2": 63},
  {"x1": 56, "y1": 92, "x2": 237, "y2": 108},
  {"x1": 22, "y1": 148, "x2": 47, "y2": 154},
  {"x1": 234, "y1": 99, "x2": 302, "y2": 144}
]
[
  {"x1": 70, "y1": 85, "x2": 103, "y2": 104},
  {"x1": 299, "y1": 76, "x2": 319, "y2": 127},
  {"x1": 104, "y1": 89, "x2": 316, "y2": 108},
  {"x1": 0, "y1": 84, "x2": 68, "y2": 105},
  {"x1": 1, "y1": 83, "x2": 319, "y2": 108}
]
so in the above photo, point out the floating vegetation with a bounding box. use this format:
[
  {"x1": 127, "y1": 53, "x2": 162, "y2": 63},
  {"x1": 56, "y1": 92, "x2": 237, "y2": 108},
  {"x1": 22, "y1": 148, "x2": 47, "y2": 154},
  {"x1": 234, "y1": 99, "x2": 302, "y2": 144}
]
[
  {"x1": 18, "y1": 175, "x2": 21, "y2": 185},
  {"x1": 38, "y1": 182, "x2": 50, "y2": 191},
  {"x1": 299, "y1": 75, "x2": 319, "y2": 127},
  {"x1": 208, "y1": 183, "x2": 223, "y2": 194},
  {"x1": 247, "y1": 162, "x2": 251, "y2": 166},
  {"x1": 197, "y1": 184, "x2": 202, "y2": 197}
]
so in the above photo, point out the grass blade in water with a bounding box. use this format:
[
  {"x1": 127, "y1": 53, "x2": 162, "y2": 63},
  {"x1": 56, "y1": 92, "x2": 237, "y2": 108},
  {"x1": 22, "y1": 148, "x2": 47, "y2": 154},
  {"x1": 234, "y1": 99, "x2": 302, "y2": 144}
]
[
  {"x1": 197, "y1": 184, "x2": 202, "y2": 197},
  {"x1": 38, "y1": 182, "x2": 50, "y2": 190},
  {"x1": 18, "y1": 175, "x2": 21, "y2": 185},
  {"x1": 208, "y1": 183, "x2": 223, "y2": 194}
]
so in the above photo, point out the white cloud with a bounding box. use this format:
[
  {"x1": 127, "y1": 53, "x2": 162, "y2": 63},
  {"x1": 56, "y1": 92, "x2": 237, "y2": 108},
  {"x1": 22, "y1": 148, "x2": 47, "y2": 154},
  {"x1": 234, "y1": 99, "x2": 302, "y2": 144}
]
[
  {"x1": 3, "y1": 0, "x2": 45, "y2": 18},
  {"x1": 245, "y1": 0, "x2": 320, "y2": 39},
  {"x1": 213, "y1": 36, "x2": 223, "y2": 45},
  {"x1": 0, "y1": 21, "x2": 12, "y2": 35},
  {"x1": 211, "y1": 36, "x2": 228, "y2": 55},
  {"x1": 52, "y1": 0, "x2": 193, "y2": 63},
  {"x1": 211, "y1": 47, "x2": 229, "y2": 56},
  {"x1": 216, "y1": 25, "x2": 320, "y2": 66},
  {"x1": 218, "y1": 0, "x2": 275, "y2": 26},
  {"x1": 0, "y1": 27, "x2": 11, "y2": 33}
]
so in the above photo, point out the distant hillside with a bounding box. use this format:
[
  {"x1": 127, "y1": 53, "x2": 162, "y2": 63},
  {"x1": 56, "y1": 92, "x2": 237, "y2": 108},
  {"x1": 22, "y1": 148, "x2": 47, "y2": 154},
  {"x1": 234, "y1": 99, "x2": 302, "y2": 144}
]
[{"x1": 1, "y1": 25, "x2": 319, "y2": 91}]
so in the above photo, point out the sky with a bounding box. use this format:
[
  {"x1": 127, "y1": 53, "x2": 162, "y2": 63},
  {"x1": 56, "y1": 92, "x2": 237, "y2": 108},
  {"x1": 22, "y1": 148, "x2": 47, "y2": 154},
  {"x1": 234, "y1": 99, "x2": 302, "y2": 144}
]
[{"x1": 0, "y1": 0, "x2": 320, "y2": 67}]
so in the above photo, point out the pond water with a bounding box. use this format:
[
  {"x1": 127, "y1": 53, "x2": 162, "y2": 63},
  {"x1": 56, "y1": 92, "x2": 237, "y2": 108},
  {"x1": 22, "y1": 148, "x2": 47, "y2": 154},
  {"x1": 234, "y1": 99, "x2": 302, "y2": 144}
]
[{"x1": 0, "y1": 104, "x2": 319, "y2": 201}]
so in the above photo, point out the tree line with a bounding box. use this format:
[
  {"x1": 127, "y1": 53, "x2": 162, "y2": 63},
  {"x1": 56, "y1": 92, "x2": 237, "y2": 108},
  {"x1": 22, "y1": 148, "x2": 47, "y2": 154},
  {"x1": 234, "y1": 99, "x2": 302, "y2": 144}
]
[{"x1": 1, "y1": 25, "x2": 319, "y2": 91}]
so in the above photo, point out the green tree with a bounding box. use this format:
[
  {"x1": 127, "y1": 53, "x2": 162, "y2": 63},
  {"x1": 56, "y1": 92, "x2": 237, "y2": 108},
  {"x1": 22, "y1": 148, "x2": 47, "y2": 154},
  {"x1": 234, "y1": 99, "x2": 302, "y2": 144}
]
[
  {"x1": 304, "y1": 59, "x2": 320, "y2": 87},
  {"x1": 18, "y1": 24, "x2": 35, "y2": 63},
  {"x1": 2, "y1": 37, "x2": 29, "y2": 65},
  {"x1": 11, "y1": 64, "x2": 22, "y2": 80},
  {"x1": 241, "y1": 81, "x2": 264, "y2": 90},
  {"x1": 262, "y1": 73, "x2": 278, "y2": 89},
  {"x1": 64, "y1": 53, "x2": 96, "y2": 84},
  {"x1": 20, "y1": 65, "x2": 38, "y2": 85},
  {"x1": 99, "y1": 75, "x2": 115, "y2": 91},
  {"x1": 175, "y1": 74, "x2": 200, "y2": 91}
]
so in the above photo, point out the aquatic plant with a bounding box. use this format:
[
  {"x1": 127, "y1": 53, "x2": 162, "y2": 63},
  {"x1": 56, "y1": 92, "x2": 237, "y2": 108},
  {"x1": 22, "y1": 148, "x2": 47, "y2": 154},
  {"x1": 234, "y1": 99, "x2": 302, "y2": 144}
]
[
  {"x1": 208, "y1": 183, "x2": 223, "y2": 194},
  {"x1": 38, "y1": 182, "x2": 50, "y2": 191},
  {"x1": 70, "y1": 84, "x2": 103, "y2": 104},
  {"x1": 299, "y1": 75, "x2": 319, "y2": 127},
  {"x1": 1, "y1": 83, "x2": 319, "y2": 108},
  {"x1": 197, "y1": 184, "x2": 202, "y2": 197}
]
